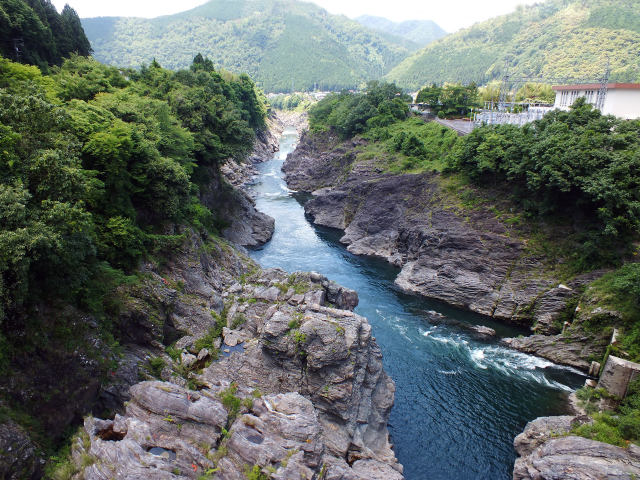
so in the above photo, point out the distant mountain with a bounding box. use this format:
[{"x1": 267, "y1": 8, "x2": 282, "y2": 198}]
[
  {"x1": 355, "y1": 15, "x2": 446, "y2": 47},
  {"x1": 386, "y1": 0, "x2": 640, "y2": 90},
  {"x1": 81, "y1": 0, "x2": 412, "y2": 92}
]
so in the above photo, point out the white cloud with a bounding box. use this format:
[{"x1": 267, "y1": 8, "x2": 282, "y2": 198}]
[{"x1": 54, "y1": 0, "x2": 540, "y2": 32}]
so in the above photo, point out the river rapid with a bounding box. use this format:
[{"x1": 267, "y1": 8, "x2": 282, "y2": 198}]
[{"x1": 249, "y1": 127, "x2": 585, "y2": 480}]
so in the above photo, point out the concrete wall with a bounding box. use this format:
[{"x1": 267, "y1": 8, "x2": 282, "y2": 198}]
[
  {"x1": 554, "y1": 88, "x2": 598, "y2": 110},
  {"x1": 598, "y1": 355, "x2": 640, "y2": 400},
  {"x1": 603, "y1": 89, "x2": 640, "y2": 119},
  {"x1": 553, "y1": 88, "x2": 640, "y2": 119}
]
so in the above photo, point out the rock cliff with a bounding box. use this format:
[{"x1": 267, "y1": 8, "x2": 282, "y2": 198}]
[
  {"x1": 282, "y1": 131, "x2": 607, "y2": 370},
  {"x1": 64, "y1": 247, "x2": 402, "y2": 479}
]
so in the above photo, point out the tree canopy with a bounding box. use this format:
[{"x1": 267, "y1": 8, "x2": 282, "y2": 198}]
[
  {"x1": 0, "y1": 54, "x2": 267, "y2": 374},
  {"x1": 0, "y1": 0, "x2": 91, "y2": 69}
]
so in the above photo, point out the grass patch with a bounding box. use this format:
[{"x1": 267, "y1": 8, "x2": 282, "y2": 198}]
[
  {"x1": 579, "y1": 264, "x2": 640, "y2": 361},
  {"x1": 219, "y1": 383, "x2": 242, "y2": 423},
  {"x1": 574, "y1": 379, "x2": 640, "y2": 447}
]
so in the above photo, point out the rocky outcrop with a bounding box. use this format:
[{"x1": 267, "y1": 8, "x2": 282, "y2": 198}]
[
  {"x1": 514, "y1": 432, "x2": 640, "y2": 479},
  {"x1": 68, "y1": 262, "x2": 401, "y2": 479},
  {"x1": 513, "y1": 416, "x2": 590, "y2": 458},
  {"x1": 284, "y1": 133, "x2": 591, "y2": 327},
  {"x1": 0, "y1": 417, "x2": 41, "y2": 480},
  {"x1": 513, "y1": 415, "x2": 640, "y2": 479},
  {"x1": 502, "y1": 333, "x2": 608, "y2": 372}
]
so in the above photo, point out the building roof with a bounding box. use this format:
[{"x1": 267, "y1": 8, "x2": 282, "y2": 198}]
[{"x1": 552, "y1": 83, "x2": 640, "y2": 91}]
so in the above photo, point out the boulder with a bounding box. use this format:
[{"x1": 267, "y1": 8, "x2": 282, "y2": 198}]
[{"x1": 513, "y1": 436, "x2": 640, "y2": 480}]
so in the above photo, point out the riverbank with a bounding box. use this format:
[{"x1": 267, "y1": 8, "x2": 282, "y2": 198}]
[
  {"x1": 282, "y1": 130, "x2": 610, "y2": 372},
  {"x1": 250, "y1": 120, "x2": 587, "y2": 479},
  {"x1": 2, "y1": 114, "x2": 403, "y2": 480}
]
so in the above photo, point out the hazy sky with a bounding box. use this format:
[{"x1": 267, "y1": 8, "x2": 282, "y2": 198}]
[{"x1": 52, "y1": 0, "x2": 540, "y2": 32}]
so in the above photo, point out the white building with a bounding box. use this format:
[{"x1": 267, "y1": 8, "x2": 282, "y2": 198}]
[{"x1": 552, "y1": 83, "x2": 640, "y2": 119}]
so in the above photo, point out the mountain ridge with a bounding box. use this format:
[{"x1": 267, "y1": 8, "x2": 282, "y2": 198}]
[
  {"x1": 81, "y1": 0, "x2": 412, "y2": 92},
  {"x1": 355, "y1": 15, "x2": 446, "y2": 47},
  {"x1": 385, "y1": 0, "x2": 640, "y2": 90}
]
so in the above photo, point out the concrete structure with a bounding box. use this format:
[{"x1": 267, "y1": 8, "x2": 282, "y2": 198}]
[
  {"x1": 474, "y1": 106, "x2": 553, "y2": 127},
  {"x1": 597, "y1": 355, "x2": 640, "y2": 404},
  {"x1": 553, "y1": 83, "x2": 640, "y2": 119}
]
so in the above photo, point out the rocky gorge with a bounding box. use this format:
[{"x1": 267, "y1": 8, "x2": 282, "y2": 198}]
[
  {"x1": 279, "y1": 125, "x2": 640, "y2": 479},
  {"x1": 0, "y1": 112, "x2": 402, "y2": 480},
  {"x1": 282, "y1": 130, "x2": 611, "y2": 372}
]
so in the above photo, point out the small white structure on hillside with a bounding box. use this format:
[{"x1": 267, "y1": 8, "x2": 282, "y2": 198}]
[{"x1": 553, "y1": 83, "x2": 640, "y2": 119}]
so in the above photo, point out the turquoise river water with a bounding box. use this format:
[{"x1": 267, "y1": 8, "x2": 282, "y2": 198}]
[{"x1": 249, "y1": 127, "x2": 585, "y2": 480}]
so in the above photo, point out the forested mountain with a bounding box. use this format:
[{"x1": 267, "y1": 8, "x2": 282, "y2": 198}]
[
  {"x1": 386, "y1": 0, "x2": 640, "y2": 90},
  {"x1": 0, "y1": 0, "x2": 91, "y2": 69},
  {"x1": 355, "y1": 15, "x2": 446, "y2": 47},
  {"x1": 81, "y1": 0, "x2": 412, "y2": 92}
]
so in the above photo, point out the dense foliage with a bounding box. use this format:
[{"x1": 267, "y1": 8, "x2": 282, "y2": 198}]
[
  {"x1": 81, "y1": 0, "x2": 411, "y2": 93},
  {"x1": 386, "y1": 0, "x2": 640, "y2": 90},
  {"x1": 0, "y1": 54, "x2": 266, "y2": 375},
  {"x1": 0, "y1": 0, "x2": 91, "y2": 69},
  {"x1": 267, "y1": 92, "x2": 314, "y2": 111},
  {"x1": 415, "y1": 83, "x2": 479, "y2": 117},
  {"x1": 354, "y1": 15, "x2": 446, "y2": 48},
  {"x1": 309, "y1": 82, "x2": 410, "y2": 138},
  {"x1": 449, "y1": 98, "x2": 640, "y2": 269}
]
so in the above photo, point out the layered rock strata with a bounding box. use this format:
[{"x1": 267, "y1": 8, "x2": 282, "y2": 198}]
[
  {"x1": 513, "y1": 415, "x2": 640, "y2": 479},
  {"x1": 282, "y1": 131, "x2": 607, "y2": 369},
  {"x1": 71, "y1": 260, "x2": 402, "y2": 479}
]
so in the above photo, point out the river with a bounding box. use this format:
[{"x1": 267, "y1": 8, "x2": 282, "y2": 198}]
[{"x1": 249, "y1": 127, "x2": 585, "y2": 480}]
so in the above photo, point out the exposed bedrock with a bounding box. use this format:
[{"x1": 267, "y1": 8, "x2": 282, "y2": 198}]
[
  {"x1": 513, "y1": 415, "x2": 640, "y2": 480},
  {"x1": 283, "y1": 132, "x2": 607, "y2": 369},
  {"x1": 71, "y1": 261, "x2": 401, "y2": 479}
]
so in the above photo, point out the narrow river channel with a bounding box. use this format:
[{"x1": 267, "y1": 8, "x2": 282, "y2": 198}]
[{"x1": 249, "y1": 127, "x2": 585, "y2": 480}]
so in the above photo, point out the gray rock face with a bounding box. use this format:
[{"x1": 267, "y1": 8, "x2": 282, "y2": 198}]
[
  {"x1": 0, "y1": 418, "x2": 41, "y2": 480},
  {"x1": 502, "y1": 333, "x2": 608, "y2": 372},
  {"x1": 203, "y1": 299, "x2": 398, "y2": 470},
  {"x1": 283, "y1": 132, "x2": 582, "y2": 327},
  {"x1": 513, "y1": 436, "x2": 640, "y2": 480},
  {"x1": 514, "y1": 416, "x2": 590, "y2": 457},
  {"x1": 513, "y1": 415, "x2": 640, "y2": 480},
  {"x1": 70, "y1": 262, "x2": 400, "y2": 478}
]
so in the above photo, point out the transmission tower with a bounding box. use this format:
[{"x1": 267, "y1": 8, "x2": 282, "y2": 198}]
[
  {"x1": 595, "y1": 60, "x2": 610, "y2": 111},
  {"x1": 498, "y1": 60, "x2": 511, "y2": 111}
]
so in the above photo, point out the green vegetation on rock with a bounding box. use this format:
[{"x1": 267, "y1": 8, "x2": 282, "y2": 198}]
[
  {"x1": 386, "y1": 0, "x2": 640, "y2": 90},
  {"x1": 574, "y1": 379, "x2": 640, "y2": 447},
  {"x1": 449, "y1": 98, "x2": 640, "y2": 271},
  {"x1": 81, "y1": 0, "x2": 412, "y2": 92},
  {"x1": 309, "y1": 81, "x2": 410, "y2": 138},
  {"x1": 0, "y1": 52, "x2": 266, "y2": 449}
]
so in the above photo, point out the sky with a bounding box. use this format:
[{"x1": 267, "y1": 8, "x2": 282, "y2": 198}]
[{"x1": 51, "y1": 0, "x2": 541, "y2": 33}]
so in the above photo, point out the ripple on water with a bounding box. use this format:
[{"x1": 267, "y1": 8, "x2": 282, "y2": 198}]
[{"x1": 249, "y1": 130, "x2": 586, "y2": 480}]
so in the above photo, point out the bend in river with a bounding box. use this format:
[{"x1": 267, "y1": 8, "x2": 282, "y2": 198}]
[{"x1": 249, "y1": 127, "x2": 585, "y2": 480}]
